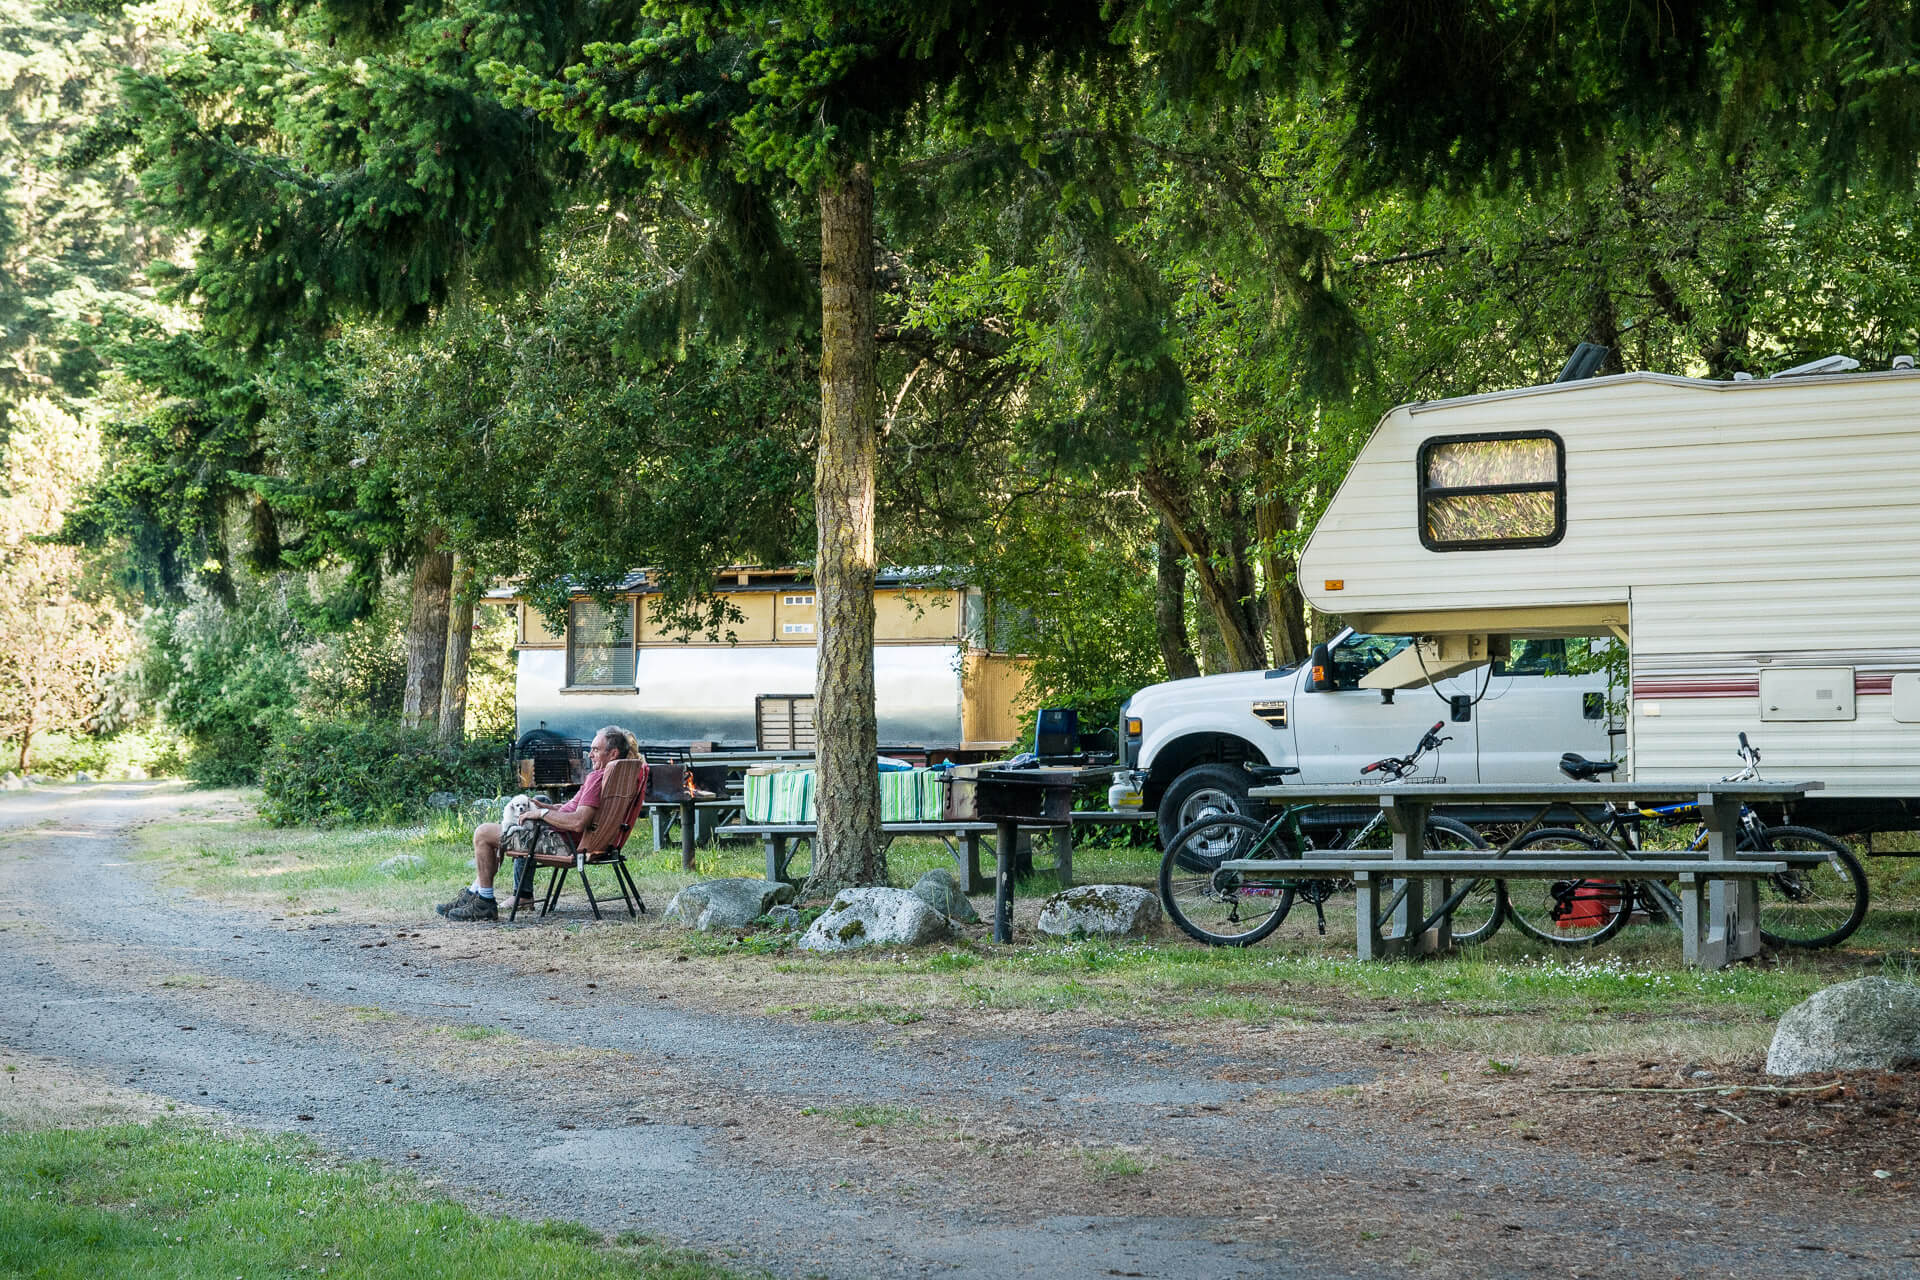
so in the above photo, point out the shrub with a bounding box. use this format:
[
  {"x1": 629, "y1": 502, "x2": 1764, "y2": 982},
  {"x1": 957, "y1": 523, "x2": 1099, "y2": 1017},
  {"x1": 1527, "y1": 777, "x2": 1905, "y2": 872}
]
[{"x1": 258, "y1": 719, "x2": 511, "y2": 828}]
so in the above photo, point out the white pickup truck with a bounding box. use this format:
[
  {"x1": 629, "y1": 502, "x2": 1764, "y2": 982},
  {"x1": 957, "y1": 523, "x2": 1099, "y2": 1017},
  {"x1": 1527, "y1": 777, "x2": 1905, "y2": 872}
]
[{"x1": 1111, "y1": 629, "x2": 1613, "y2": 845}]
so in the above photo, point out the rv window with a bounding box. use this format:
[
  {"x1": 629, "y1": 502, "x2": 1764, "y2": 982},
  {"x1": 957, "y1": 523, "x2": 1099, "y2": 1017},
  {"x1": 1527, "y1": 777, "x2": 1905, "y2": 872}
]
[
  {"x1": 1492, "y1": 638, "x2": 1570, "y2": 677},
  {"x1": 567, "y1": 599, "x2": 636, "y2": 687},
  {"x1": 1418, "y1": 432, "x2": 1565, "y2": 551}
]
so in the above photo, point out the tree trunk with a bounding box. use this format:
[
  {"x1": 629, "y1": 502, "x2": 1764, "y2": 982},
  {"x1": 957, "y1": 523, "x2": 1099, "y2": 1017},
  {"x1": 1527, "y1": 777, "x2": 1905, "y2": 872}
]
[
  {"x1": 1139, "y1": 465, "x2": 1266, "y2": 672},
  {"x1": 402, "y1": 536, "x2": 453, "y2": 730},
  {"x1": 1153, "y1": 522, "x2": 1200, "y2": 681},
  {"x1": 438, "y1": 554, "x2": 474, "y2": 743},
  {"x1": 807, "y1": 162, "x2": 884, "y2": 894},
  {"x1": 1254, "y1": 491, "x2": 1310, "y2": 667}
]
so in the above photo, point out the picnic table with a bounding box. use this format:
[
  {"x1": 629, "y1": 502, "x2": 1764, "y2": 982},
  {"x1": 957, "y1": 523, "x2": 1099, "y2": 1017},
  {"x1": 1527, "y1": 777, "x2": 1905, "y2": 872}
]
[
  {"x1": 1242, "y1": 780, "x2": 1821, "y2": 969},
  {"x1": 717, "y1": 809, "x2": 1153, "y2": 901}
]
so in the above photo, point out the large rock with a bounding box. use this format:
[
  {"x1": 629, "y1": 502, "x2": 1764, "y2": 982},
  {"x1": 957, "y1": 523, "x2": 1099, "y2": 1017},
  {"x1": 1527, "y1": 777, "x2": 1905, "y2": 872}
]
[
  {"x1": 1036, "y1": 885, "x2": 1162, "y2": 938},
  {"x1": 376, "y1": 854, "x2": 427, "y2": 877},
  {"x1": 911, "y1": 868, "x2": 979, "y2": 923},
  {"x1": 664, "y1": 878, "x2": 797, "y2": 932},
  {"x1": 1767, "y1": 977, "x2": 1920, "y2": 1076},
  {"x1": 799, "y1": 888, "x2": 949, "y2": 952}
]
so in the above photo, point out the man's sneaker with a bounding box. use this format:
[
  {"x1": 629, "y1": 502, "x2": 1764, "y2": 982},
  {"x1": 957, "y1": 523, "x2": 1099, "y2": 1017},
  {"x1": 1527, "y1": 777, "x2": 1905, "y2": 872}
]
[
  {"x1": 444, "y1": 894, "x2": 498, "y2": 922},
  {"x1": 436, "y1": 888, "x2": 478, "y2": 917}
]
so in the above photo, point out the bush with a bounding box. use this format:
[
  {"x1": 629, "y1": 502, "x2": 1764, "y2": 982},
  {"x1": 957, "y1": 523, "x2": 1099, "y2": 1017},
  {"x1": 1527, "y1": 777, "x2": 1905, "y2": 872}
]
[
  {"x1": 0, "y1": 728, "x2": 187, "y2": 780},
  {"x1": 258, "y1": 719, "x2": 511, "y2": 828}
]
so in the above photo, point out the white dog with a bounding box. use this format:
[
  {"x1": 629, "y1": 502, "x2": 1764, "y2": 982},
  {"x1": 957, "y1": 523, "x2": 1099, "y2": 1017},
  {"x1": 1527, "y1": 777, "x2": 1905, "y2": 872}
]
[{"x1": 500, "y1": 794, "x2": 540, "y2": 830}]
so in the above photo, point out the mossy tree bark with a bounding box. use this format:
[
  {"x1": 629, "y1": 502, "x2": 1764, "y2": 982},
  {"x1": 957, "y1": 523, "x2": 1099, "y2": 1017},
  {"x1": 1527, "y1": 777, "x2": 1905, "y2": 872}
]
[
  {"x1": 437, "y1": 553, "x2": 474, "y2": 743},
  {"x1": 807, "y1": 162, "x2": 884, "y2": 894},
  {"x1": 1153, "y1": 521, "x2": 1200, "y2": 681},
  {"x1": 402, "y1": 535, "x2": 453, "y2": 730}
]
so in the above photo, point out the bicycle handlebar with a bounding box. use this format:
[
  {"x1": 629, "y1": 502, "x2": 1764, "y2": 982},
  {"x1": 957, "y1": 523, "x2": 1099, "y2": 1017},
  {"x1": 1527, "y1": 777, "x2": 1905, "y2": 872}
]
[{"x1": 1361, "y1": 723, "x2": 1453, "y2": 780}]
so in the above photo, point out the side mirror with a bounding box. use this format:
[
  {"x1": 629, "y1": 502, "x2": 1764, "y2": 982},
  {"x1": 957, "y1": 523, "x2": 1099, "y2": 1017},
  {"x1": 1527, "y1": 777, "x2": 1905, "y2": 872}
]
[{"x1": 1303, "y1": 642, "x2": 1334, "y2": 691}]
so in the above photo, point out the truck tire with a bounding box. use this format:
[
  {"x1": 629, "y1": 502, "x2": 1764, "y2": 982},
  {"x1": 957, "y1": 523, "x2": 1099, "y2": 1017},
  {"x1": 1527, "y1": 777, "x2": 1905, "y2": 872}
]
[{"x1": 1157, "y1": 763, "x2": 1255, "y2": 850}]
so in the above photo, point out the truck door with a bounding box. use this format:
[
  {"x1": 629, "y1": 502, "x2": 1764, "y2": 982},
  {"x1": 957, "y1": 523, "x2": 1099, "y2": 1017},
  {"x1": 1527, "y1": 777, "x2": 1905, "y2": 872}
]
[
  {"x1": 1290, "y1": 632, "x2": 1482, "y2": 784},
  {"x1": 1472, "y1": 638, "x2": 1613, "y2": 782}
]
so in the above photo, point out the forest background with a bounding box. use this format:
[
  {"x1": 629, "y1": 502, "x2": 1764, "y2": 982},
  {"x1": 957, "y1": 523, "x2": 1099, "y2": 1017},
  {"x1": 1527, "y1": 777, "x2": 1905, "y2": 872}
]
[{"x1": 5, "y1": 0, "x2": 1919, "y2": 850}]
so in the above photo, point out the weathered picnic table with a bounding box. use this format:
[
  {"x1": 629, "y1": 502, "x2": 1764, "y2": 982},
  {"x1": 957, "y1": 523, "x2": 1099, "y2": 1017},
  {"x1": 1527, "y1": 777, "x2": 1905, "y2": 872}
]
[
  {"x1": 1241, "y1": 780, "x2": 1821, "y2": 969},
  {"x1": 718, "y1": 809, "x2": 1153, "y2": 903}
]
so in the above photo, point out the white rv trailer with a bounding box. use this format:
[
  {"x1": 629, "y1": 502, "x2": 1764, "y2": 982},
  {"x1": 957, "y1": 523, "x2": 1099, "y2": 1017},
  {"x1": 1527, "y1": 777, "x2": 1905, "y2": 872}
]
[{"x1": 1297, "y1": 364, "x2": 1920, "y2": 832}]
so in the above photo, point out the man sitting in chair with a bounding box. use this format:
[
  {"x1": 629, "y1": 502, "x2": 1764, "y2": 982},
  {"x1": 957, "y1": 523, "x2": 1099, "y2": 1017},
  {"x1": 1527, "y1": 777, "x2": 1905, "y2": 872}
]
[{"x1": 438, "y1": 726, "x2": 636, "y2": 922}]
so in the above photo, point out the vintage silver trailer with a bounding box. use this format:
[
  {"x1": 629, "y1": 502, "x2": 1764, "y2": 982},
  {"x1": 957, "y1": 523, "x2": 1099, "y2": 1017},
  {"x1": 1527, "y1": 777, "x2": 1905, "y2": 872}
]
[
  {"x1": 491, "y1": 569, "x2": 1029, "y2": 755},
  {"x1": 1297, "y1": 360, "x2": 1920, "y2": 831}
]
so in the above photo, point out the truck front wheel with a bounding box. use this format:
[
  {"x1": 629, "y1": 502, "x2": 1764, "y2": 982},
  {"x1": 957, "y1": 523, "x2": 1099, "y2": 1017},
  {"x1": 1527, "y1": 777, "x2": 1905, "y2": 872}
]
[{"x1": 1157, "y1": 763, "x2": 1255, "y2": 849}]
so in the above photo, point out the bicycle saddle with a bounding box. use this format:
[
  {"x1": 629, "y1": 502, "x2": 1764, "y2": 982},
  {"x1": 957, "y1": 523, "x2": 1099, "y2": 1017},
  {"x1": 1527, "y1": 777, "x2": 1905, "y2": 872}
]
[
  {"x1": 1244, "y1": 764, "x2": 1301, "y2": 781},
  {"x1": 1559, "y1": 752, "x2": 1619, "y2": 781}
]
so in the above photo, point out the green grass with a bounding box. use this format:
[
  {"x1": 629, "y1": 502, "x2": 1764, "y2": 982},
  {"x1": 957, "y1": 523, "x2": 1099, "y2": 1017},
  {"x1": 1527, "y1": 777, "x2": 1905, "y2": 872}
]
[
  {"x1": 127, "y1": 802, "x2": 1920, "y2": 1060},
  {"x1": 1079, "y1": 1148, "x2": 1149, "y2": 1178},
  {"x1": 0, "y1": 1121, "x2": 753, "y2": 1279}
]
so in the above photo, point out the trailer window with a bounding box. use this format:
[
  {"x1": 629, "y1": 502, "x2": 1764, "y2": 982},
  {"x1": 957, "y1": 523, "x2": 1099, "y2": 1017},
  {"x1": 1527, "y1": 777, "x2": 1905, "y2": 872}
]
[
  {"x1": 567, "y1": 599, "x2": 636, "y2": 688},
  {"x1": 1418, "y1": 432, "x2": 1565, "y2": 551}
]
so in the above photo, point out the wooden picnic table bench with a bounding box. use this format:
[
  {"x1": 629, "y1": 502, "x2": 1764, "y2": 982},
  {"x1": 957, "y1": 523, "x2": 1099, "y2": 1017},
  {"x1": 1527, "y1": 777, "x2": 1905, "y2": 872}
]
[
  {"x1": 718, "y1": 809, "x2": 1153, "y2": 896},
  {"x1": 1242, "y1": 780, "x2": 1821, "y2": 969}
]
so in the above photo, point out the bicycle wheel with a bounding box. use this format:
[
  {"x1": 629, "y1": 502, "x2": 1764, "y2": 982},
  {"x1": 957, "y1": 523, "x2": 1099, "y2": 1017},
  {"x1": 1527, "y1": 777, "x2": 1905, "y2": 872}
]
[
  {"x1": 1747, "y1": 825, "x2": 1868, "y2": 949},
  {"x1": 1159, "y1": 813, "x2": 1295, "y2": 946},
  {"x1": 1325, "y1": 813, "x2": 1502, "y2": 944},
  {"x1": 1427, "y1": 815, "x2": 1503, "y2": 945},
  {"x1": 1503, "y1": 828, "x2": 1634, "y2": 946}
]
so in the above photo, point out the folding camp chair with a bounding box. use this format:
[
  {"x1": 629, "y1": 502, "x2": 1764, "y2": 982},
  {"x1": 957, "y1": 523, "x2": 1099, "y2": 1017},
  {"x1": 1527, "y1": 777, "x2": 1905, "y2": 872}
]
[{"x1": 505, "y1": 757, "x2": 648, "y2": 921}]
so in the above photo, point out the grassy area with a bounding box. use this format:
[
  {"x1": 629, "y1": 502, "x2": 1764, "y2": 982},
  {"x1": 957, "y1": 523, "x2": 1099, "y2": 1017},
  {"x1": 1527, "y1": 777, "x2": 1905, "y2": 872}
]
[
  {"x1": 124, "y1": 803, "x2": 1920, "y2": 1062},
  {"x1": 0, "y1": 1121, "x2": 752, "y2": 1279}
]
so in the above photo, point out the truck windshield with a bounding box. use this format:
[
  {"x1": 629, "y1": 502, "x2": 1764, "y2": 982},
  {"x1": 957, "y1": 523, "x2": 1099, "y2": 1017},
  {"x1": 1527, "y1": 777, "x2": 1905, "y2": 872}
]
[{"x1": 1330, "y1": 634, "x2": 1413, "y2": 690}]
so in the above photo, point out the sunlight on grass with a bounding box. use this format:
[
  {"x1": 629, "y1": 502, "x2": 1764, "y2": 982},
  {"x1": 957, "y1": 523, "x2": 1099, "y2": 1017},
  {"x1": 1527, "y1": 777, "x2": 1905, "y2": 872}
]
[{"x1": 0, "y1": 1122, "x2": 754, "y2": 1279}]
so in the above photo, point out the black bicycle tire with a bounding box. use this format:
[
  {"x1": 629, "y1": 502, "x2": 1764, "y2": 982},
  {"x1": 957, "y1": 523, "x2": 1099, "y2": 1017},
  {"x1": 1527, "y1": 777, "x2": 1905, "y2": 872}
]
[
  {"x1": 1159, "y1": 813, "x2": 1296, "y2": 947},
  {"x1": 1748, "y1": 825, "x2": 1869, "y2": 950},
  {"x1": 1426, "y1": 814, "x2": 1504, "y2": 945},
  {"x1": 1502, "y1": 827, "x2": 1634, "y2": 946}
]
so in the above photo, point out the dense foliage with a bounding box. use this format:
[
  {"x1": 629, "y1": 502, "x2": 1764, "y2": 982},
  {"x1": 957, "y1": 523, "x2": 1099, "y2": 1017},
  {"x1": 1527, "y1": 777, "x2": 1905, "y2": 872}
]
[
  {"x1": 9, "y1": 0, "x2": 1920, "y2": 831},
  {"x1": 257, "y1": 719, "x2": 509, "y2": 828}
]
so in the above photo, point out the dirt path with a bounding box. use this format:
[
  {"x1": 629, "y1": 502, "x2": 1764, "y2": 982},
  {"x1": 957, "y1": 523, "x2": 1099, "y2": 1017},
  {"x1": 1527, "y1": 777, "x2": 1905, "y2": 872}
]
[{"x1": 1, "y1": 784, "x2": 1914, "y2": 1278}]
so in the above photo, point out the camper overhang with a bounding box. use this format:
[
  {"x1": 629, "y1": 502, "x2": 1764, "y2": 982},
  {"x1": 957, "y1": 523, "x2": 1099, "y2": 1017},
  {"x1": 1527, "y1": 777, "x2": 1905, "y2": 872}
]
[{"x1": 1351, "y1": 605, "x2": 1630, "y2": 691}]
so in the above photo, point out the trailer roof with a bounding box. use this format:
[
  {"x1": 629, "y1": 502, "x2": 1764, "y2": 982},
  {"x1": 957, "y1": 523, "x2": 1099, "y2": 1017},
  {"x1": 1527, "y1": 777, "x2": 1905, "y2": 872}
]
[{"x1": 1401, "y1": 366, "x2": 1920, "y2": 417}]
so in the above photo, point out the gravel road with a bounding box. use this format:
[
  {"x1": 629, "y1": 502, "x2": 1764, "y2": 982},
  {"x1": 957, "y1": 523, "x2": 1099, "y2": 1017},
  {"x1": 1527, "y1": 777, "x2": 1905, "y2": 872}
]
[{"x1": 2, "y1": 783, "x2": 1914, "y2": 1278}]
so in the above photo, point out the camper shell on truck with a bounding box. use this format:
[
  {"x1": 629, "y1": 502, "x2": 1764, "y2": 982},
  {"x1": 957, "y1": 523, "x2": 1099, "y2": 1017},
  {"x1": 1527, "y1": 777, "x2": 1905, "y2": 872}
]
[{"x1": 1296, "y1": 360, "x2": 1920, "y2": 835}]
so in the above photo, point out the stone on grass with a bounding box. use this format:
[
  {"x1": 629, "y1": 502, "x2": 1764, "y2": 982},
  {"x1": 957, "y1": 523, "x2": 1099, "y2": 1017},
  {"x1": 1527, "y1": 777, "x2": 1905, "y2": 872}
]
[
  {"x1": 664, "y1": 879, "x2": 797, "y2": 932},
  {"x1": 1036, "y1": 885, "x2": 1161, "y2": 938},
  {"x1": 911, "y1": 868, "x2": 979, "y2": 923},
  {"x1": 1, "y1": 773, "x2": 23, "y2": 792},
  {"x1": 1767, "y1": 977, "x2": 1920, "y2": 1076},
  {"x1": 376, "y1": 854, "x2": 427, "y2": 876},
  {"x1": 799, "y1": 888, "x2": 948, "y2": 952},
  {"x1": 73, "y1": 772, "x2": 92, "y2": 783},
  {"x1": 764, "y1": 904, "x2": 802, "y2": 930},
  {"x1": 427, "y1": 791, "x2": 460, "y2": 810}
]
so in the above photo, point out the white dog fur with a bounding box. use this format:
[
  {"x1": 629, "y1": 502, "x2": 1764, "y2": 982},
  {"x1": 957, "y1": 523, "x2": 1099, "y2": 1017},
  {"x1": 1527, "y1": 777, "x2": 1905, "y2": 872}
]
[{"x1": 501, "y1": 794, "x2": 539, "y2": 829}]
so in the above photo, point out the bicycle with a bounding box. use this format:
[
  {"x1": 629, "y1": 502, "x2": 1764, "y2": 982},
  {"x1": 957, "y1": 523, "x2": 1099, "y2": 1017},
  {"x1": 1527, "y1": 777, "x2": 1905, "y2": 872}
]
[
  {"x1": 1158, "y1": 722, "x2": 1501, "y2": 947},
  {"x1": 1499, "y1": 733, "x2": 1868, "y2": 949}
]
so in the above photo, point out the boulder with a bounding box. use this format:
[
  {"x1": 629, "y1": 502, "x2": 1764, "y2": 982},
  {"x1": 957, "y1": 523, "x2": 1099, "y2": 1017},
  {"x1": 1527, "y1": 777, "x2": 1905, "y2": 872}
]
[
  {"x1": 427, "y1": 791, "x2": 460, "y2": 810},
  {"x1": 1768, "y1": 977, "x2": 1920, "y2": 1076},
  {"x1": 911, "y1": 868, "x2": 980, "y2": 923},
  {"x1": 799, "y1": 888, "x2": 949, "y2": 952},
  {"x1": 664, "y1": 878, "x2": 798, "y2": 932},
  {"x1": 73, "y1": 772, "x2": 93, "y2": 783},
  {"x1": 0, "y1": 773, "x2": 23, "y2": 792},
  {"x1": 763, "y1": 904, "x2": 802, "y2": 930},
  {"x1": 376, "y1": 854, "x2": 427, "y2": 877},
  {"x1": 1036, "y1": 885, "x2": 1162, "y2": 938}
]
